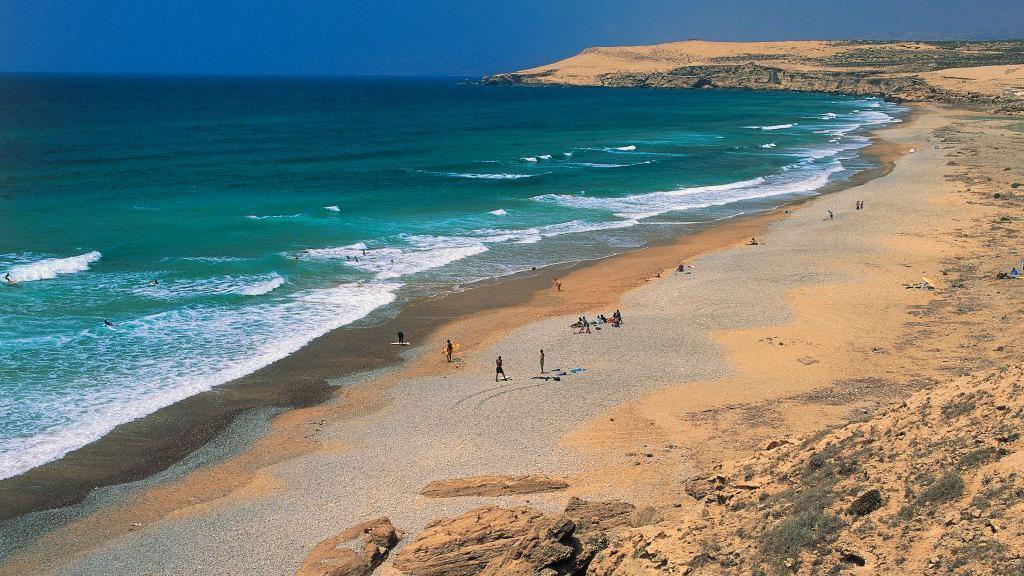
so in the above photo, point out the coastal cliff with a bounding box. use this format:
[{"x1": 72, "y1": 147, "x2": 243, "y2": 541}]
[{"x1": 482, "y1": 40, "x2": 1024, "y2": 113}]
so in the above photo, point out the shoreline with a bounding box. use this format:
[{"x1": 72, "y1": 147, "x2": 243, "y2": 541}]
[
  {"x1": 0, "y1": 116, "x2": 905, "y2": 528},
  {"x1": 15, "y1": 101, "x2": 1017, "y2": 575}
]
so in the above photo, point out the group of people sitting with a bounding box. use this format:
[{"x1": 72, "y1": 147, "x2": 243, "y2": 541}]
[{"x1": 570, "y1": 310, "x2": 622, "y2": 333}]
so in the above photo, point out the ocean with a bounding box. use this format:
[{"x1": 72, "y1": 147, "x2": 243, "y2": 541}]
[{"x1": 0, "y1": 75, "x2": 903, "y2": 480}]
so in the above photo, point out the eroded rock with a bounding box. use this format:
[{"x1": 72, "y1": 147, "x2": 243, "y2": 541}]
[
  {"x1": 297, "y1": 517, "x2": 402, "y2": 576},
  {"x1": 420, "y1": 475, "x2": 570, "y2": 498},
  {"x1": 394, "y1": 500, "x2": 639, "y2": 576}
]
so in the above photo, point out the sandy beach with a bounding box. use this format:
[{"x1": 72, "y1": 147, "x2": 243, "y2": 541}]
[{"x1": 3, "y1": 104, "x2": 1024, "y2": 575}]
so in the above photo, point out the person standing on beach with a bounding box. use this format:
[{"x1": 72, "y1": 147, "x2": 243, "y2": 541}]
[
  {"x1": 554, "y1": 278, "x2": 562, "y2": 292},
  {"x1": 496, "y1": 355, "x2": 507, "y2": 382},
  {"x1": 446, "y1": 339, "x2": 453, "y2": 363},
  {"x1": 539, "y1": 349, "x2": 545, "y2": 373},
  {"x1": 397, "y1": 331, "x2": 405, "y2": 345}
]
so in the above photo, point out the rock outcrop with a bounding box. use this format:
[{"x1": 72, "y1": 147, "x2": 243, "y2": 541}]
[
  {"x1": 392, "y1": 499, "x2": 637, "y2": 576},
  {"x1": 297, "y1": 518, "x2": 403, "y2": 576},
  {"x1": 420, "y1": 475, "x2": 570, "y2": 498}
]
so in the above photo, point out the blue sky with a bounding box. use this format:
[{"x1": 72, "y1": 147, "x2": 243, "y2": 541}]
[{"x1": 2, "y1": 0, "x2": 1022, "y2": 76}]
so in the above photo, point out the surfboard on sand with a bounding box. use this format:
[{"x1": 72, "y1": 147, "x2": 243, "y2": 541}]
[{"x1": 389, "y1": 342, "x2": 410, "y2": 346}]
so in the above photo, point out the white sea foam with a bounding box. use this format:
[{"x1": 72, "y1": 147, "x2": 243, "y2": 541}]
[
  {"x1": 533, "y1": 160, "x2": 843, "y2": 220},
  {"x1": 760, "y1": 143, "x2": 777, "y2": 149},
  {"x1": 239, "y1": 274, "x2": 285, "y2": 296},
  {"x1": 246, "y1": 213, "x2": 301, "y2": 220},
  {"x1": 443, "y1": 172, "x2": 539, "y2": 180},
  {"x1": 538, "y1": 154, "x2": 553, "y2": 160},
  {"x1": 7, "y1": 251, "x2": 102, "y2": 282},
  {"x1": 820, "y1": 112, "x2": 838, "y2": 120},
  {"x1": 489, "y1": 209, "x2": 508, "y2": 216},
  {"x1": 573, "y1": 161, "x2": 653, "y2": 168},
  {"x1": 615, "y1": 145, "x2": 637, "y2": 151},
  {"x1": 563, "y1": 152, "x2": 573, "y2": 157},
  {"x1": 522, "y1": 156, "x2": 538, "y2": 162},
  {"x1": 324, "y1": 205, "x2": 341, "y2": 212},
  {"x1": 853, "y1": 110, "x2": 900, "y2": 125},
  {"x1": 137, "y1": 273, "x2": 286, "y2": 299},
  {"x1": 747, "y1": 123, "x2": 796, "y2": 131},
  {"x1": 344, "y1": 242, "x2": 489, "y2": 280},
  {"x1": 0, "y1": 281, "x2": 400, "y2": 480}
]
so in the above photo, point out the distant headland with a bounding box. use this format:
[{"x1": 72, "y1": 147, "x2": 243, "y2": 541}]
[{"x1": 483, "y1": 40, "x2": 1024, "y2": 113}]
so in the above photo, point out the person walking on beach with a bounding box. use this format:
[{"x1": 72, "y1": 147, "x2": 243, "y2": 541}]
[
  {"x1": 554, "y1": 278, "x2": 562, "y2": 292},
  {"x1": 446, "y1": 339, "x2": 453, "y2": 363},
  {"x1": 539, "y1": 349, "x2": 545, "y2": 373},
  {"x1": 496, "y1": 355, "x2": 507, "y2": 382},
  {"x1": 397, "y1": 331, "x2": 405, "y2": 345}
]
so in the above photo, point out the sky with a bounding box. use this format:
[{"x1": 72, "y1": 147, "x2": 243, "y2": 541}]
[{"x1": 1, "y1": 0, "x2": 1022, "y2": 76}]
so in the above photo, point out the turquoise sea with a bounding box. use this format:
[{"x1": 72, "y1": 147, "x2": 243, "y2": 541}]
[{"x1": 0, "y1": 76, "x2": 903, "y2": 479}]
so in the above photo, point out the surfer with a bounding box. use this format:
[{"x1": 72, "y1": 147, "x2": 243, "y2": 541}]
[
  {"x1": 148, "y1": 279, "x2": 159, "y2": 286},
  {"x1": 104, "y1": 319, "x2": 115, "y2": 328},
  {"x1": 4, "y1": 272, "x2": 13, "y2": 284}
]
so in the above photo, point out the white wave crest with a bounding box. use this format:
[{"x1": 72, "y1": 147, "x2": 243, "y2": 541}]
[
  {"x1": 324, "y1": 205, "x2": 341, "y2": 212},
  {"x1": 522, "y1": 156, "x2": 538, "y2": 162},
  {"x1": 747, "y1": 123, "x2": 796, "y2": 131},
  {"x1": 0, "y1": 280, "x2": 399, "y2": 480},
  {"x1": 239, "y1": 274, "x2": 285, "y2": 296},
  {"x1": 7, "y1": 251, "x2": 102, "y2": 282},
  {"x1": 615, "y1": 145, "x2": 637, "y2": 151},
  {"x1": 489, "y1": 209, "x2": 508, "y2": 216},
  {"x1": 137, "y1": 273, "x2": 286, "y2": 299},
  {"x1": 246, "y1": 213, "x2": 301, "y2": 220},
  {"x1": 533, "y1": 161, "x2": 842, "y2": 220},
  {"x1": 444, "y1": 172, "x2": 538, "y2": 180},
  {"x1": 760, "y1": 143, "x2": 777, "y2": 149},
  {"x1": 573, "y1": 161, "x2": 654, "y2": 168},
  {"x1": 538, "y1": 154, "x2": 552, "y2": 160}
]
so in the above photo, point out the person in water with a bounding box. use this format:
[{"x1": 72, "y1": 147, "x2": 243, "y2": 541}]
[
  {"x1": 104, "y1": 319, "x2": 115, "y2": 327},
  {"x1": 148, "y1": 279, "x2": 159, "y2": 286},
  {"x1": 446, "y1": 339, "x2": 454, "y2": 363},
  {"x1": 495, "y1": 355, "x2": 507, "y2": 382},
  {"x1": 4, "y1": 273, "x2": 12, "y2": 284}
]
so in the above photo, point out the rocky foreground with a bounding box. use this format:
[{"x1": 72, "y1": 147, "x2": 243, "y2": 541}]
[
  {"x1": 482, "y1": 40, "x2": 1024, "y2": 113},
  {"x1": 298, "y1": 364, "x2": 1024, "y2": 576}
]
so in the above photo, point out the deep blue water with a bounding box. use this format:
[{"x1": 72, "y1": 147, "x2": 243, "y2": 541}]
[{"x1": 0, "y1": 75, "x2": 903, "y2": 478}]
